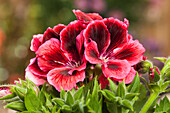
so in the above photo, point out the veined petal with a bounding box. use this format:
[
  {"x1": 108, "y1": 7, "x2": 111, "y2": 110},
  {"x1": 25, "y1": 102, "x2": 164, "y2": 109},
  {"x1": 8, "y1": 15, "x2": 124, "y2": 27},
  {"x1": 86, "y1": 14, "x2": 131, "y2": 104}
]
[
  {"x1": 25, "y1": 58, "x2": 47, "y2": 77},
  {"x1": 101, "y1": 60, "x2": 131, "y2": 79},
  {"x1": 86, "y1": 13, "x2": 103, "y2": 20},
  {"x1": 76, "y1": 31, "x2": 85, "y2": 59},
  {"x1": 30, "y1": 34, "x2": 43, "y2": 52},
  {"x1": 36, "y1": 38, "x2": 69, "y2": 65},
  {"x1": 114, "y1": 40, "x2": 145, "y2": 65},
  {"x1": 84, "y1": 21, "x2": 110, "y2": 55},
  {"x1": 103, "y1": 17, "x2": 128, "y2": 53},
  {"x1": 43, "y1": 27, "x2": 59, "y2": 43},
  {"x1": 47, "y1": 67, "x2": 85, "y2": 91},
  {"x1": 60, "y1": 20, "x2": 86, "y2": 61},
  {"x1": 25, "y1": 71, "x2": 46, "y2": 86},
  {"x1": 73, "y1": 9, "x2": 103, "y2": 21},
  {"x1": 85, "y1": 40, "x2": 103, "y2": 64},
  {"x1": 53, "y1": 24, "x2": 66, "y2": 34},
  {"x1": 113, "y1": 67, "x2": 136, "y2": 84},
  {"x1": 99, "y1": 74, "x2": 109, "y2": 89},
  {"x1": 37, "y1": 57, "x2": 64, "y2": 72}
]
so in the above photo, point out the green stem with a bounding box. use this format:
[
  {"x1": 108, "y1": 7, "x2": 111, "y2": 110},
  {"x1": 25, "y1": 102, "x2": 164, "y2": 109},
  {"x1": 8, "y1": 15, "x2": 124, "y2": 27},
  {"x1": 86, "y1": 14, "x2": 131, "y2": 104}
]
[{"x1": 140, "y1": 92, "x2": 159, "y2": 113}]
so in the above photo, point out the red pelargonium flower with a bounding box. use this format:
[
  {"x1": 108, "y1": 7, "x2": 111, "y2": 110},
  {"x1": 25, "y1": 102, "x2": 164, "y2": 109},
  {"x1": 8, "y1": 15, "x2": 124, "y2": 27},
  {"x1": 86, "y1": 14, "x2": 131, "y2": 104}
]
[
  {"x1": 26, "y1": 20, "x2": 86, "y2": 91},
  {"x1": 78, "y1": 12, "x2": 145, "y2": 83},
  {"x1": 26, "y1": 9, "x2": 145, "y2": 92}
]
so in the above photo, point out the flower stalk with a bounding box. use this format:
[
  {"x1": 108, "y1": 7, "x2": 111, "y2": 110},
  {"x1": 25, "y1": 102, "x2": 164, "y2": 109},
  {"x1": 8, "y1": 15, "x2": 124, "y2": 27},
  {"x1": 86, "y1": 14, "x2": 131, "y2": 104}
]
[{"x1": 140, "y1": 92, "x2": 159, "y2": 113}]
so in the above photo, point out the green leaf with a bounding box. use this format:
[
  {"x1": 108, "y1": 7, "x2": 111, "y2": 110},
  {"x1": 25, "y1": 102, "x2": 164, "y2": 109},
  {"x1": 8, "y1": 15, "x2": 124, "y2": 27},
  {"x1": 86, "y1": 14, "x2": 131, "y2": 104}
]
[
  {"x1": 60, "y1": 88, "x2": 66, "y2": 100},
  {"x1": 155, "y1": 96, "x2": 170, "y2": 112},
  {"x1": 165, "y1": 71, "x2": 170, "y2": 79},
  {"x1": 78, "y1": 101, "x2": 84, "y2": 113},
  {"x1": 154, "y1": 57, "x2": 167, "y2": 63},
  {"x1": 5, "y1": 97, "x2": 20, "y2": 103},
  {"x1": 42, "y1": 106, "x2": 51, "y2": 113},
  {"x1": 0, "y1": 92, "x2": 16, "y2": 100},
  {"x1": 14, "y1": 87, "x2": 25, "y2": 101},
  {"x1": 61, "y1": 105, "x2": 72, "y2": 112},
  {"x1": 45, "y1": 94, "x2": 53, "y2": 110},
  {"x1": 106, "y1": 102, "x2": 118, "y2": 113},
  {"x1": 4, "y1": 101, "x2": 26, "y2": 111},
  {"x1": 72, "y1": 101, "x2": 79, "y2": 112},
  {"x1": 121, "y1": 99, "x2": 133, "y2": 111},
  {"x1": 85, "y1": 90, "x2": 90, "y2": 105},
  {"x1": 92, "y1": 77, "x2": 98, "y2": 102},
  {"x1": 161, "y1": 57, "x2": 170, "y2": 74},
  {"x1": 128, "y1": 84, "x2": 148, "y2": 113},
  {"x1": 150, "y1": 84, "x2": 160, "y2": 92},
  {"x1": 117, "y1": 82, "x2": 125, "y2": 98},
  {"x1": 87, "y1": 77, "x2": 102, "y2": 113},
  {"x1": 161, "y1": 81, "x2": 170, "y2": 91},
  {"x1": 52, "y1": 98, "x2": 65, "y2": 106},
  {"x1": 56, "y1": 108, "x2": 61, "y2": 113},
  {"x1": 52, "y1": 105, "x2": 57, "y2": 113},
  {"x1": 39, "y1": 83, "x2": 46, "y2": 106},
  {"x1": 19, "y1": 79, "x2": 27, "y2": 88},
  {"x1": 21, "y1": 111, "x2": 35, "y2": 113},
  {"x1": 39, "y1": 90, "x2": 46, "y2": 106},
  {"x1": 65, "y1": 91, "x2": 74, "y2": 106},
  {"x1": 98, "y1": 96, "x2": 102, "y2": 113},
  {"x1": 108, "y1": 78, "x2": 117, "y2": 94},
  {"x1": 101, "y1": 89, "x2": 116, "y2": 102},
  {"x1": 74, "y1": 85, "x2": 84, "y2": 101},
  {"x1": 25, "y1": 88, "x2": 41, "y2": 112},
  {"x1": 128, "y1": 73, "x2": 140, "y2": 93},
  {"x1": 125, "y1": 93, "x2": 139, "y2": 100}
]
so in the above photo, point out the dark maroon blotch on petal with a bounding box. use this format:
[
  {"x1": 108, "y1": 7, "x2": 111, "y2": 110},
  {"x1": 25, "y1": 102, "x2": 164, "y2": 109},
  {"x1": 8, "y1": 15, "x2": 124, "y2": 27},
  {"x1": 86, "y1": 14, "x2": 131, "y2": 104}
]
[
  {"x1": 60, "y1": 21, "x2": 86, "y2": 61},
  {"x1": 84, "y1": 21, "x2": 110, "y2": 55}
]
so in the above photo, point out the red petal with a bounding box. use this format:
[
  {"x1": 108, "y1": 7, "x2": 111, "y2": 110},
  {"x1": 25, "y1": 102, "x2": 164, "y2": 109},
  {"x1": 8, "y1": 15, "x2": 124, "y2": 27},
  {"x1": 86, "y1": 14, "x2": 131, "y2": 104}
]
[
  {"x1": 76, "y1": 31, "x2": 85, "y2": 59},
  {"x1": 25, "y1": 58, "x2": 47, "y2": 77},
  {"x1": 25, "y1": 71, "x2": 46, "y2": 86},
  {"x1": 47, "y1": 67, "x2": 85, "y2": 91},
  {"x1": 114, "y1": 40, "x2": 145, "y2": 65},
  {"x1": 37, "y1": 57, "x2": 64, "y2": 72},
  {"x1": 103, "y1": 18, "x2": 128, "y2": 53},
  {"x1": 73, "y1": 9, "x2": 103, "y2": 21},
  {"x1": 30, "y1": 34, "x2": 43, "y2": 52},
  {"x1": 101, "y1": 60, "x2": 131, "y2": 79},
  {"x1": 99, "y1": 74, "x2": 109, "y2": 89},
  {"x1": 73, "y1": 9, "x2": 93, "y2": 21},
  {"x1": 36, "y1": 38, "x2": 69, "y2": 66},
  {"x1": 60, "y1": 20, "x2": 86, "y2": 61},
  {"x1": 85, "y1": 40, "x2": 103, "y2": 64},
  {"x1": 84, "y1": 21, "x2": 110, "y2": 55},
  {"x1": 68, "y1": 60, "x2": 86, "y2": 75},
  {"x1": 43, "y1": 27, "x2": 59, "y2": 43},
  {"x1": 86, "y1": 13, "x2": 103, "y2": 20},
  {"x1": 113, "y1": 67, "x2": 136, "y2": 84},
  {"x1": 53, "y1": 24, "x2": 66, "y2": 34}
]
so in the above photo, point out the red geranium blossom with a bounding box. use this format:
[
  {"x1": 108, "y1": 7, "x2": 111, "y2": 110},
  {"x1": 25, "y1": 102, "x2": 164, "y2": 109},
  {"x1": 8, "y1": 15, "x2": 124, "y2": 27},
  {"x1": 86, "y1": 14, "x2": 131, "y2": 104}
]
[
  {"x1": 26, "y1": 9, "x2": 145, "y2": 91},
  {"x1": 26, "y1": 20, "x2": 86, "y2": 91},
  {"x1": 73, "y1": 10, "x2": 145, "y2": 83}
]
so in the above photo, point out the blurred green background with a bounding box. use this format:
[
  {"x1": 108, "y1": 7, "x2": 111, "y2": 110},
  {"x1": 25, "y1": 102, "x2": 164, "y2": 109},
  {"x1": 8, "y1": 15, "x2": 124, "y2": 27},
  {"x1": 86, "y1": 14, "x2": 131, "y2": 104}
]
[{"x1": 0, "y1": 0, "x2": 169, "y2": 84}]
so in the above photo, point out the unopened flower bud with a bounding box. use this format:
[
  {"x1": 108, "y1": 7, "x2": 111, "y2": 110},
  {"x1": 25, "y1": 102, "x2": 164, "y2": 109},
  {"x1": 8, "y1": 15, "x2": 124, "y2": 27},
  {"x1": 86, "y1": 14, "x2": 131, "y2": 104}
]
[
  {"x1": 134, "y1": 60, "x2": 153, "y2": 74},
  {"x1": 149, "y1": 67, "x2": 160, "y2": 82}
]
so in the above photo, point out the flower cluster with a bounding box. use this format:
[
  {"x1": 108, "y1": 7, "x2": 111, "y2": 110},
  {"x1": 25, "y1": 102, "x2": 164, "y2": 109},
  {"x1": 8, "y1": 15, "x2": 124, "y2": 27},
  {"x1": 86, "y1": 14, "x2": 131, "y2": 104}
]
[{"x1": 26, "y1": 9, "x2": 145, "y2": 91}]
